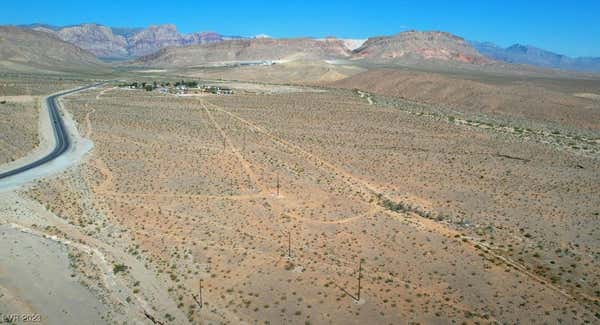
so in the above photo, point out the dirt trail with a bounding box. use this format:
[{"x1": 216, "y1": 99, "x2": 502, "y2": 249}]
[
  {"x1": 0, "y1": 191, "x2": 188, "y2": 324},
  {"x1": 201, "y1": 101, "x2": 265, "y2": 193},
  {"x1": 101, "y1": 190, "x2": 268, "y2": 201},
  {"x1": 0, "y1": 224, "x2": 107, "y2": 324},
  {"x1": 202, "y1": 100, "x2": 383, "y2": 199},
  {"x1": 202, "y1": 98, "x2": 594, "y2": 313}
]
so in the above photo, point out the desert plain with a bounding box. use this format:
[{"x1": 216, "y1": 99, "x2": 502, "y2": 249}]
[{"x1": 1, "y1": 67, "x2": 598, "y2": 324}]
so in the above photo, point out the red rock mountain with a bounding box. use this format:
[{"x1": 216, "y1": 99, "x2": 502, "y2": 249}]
[{"x1": 353, "y1": 31, "x2": 490, "y2": 64}]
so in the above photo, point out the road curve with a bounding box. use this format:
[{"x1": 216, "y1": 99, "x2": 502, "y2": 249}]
[{"x1": 0, "y1": 84, "x2": 100, "y2": 180}]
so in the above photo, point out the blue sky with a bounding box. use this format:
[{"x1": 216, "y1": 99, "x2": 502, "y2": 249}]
[{"x1": 3, "y1": 0, "x2": 599, "y2": 57}]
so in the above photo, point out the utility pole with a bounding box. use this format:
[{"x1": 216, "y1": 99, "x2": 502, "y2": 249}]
[
  {"x1": 199, "y1": 279, "x2": 203, "y2": 308},
  {"x1": 192, "y1": 279, "x2": 203, "y2": 310},
  {"x1": 288, "y1": 231, "x2": 291, "y2": 258},
  {"x1": 276, "y1": 173, "x2": 280, "y2": 196},
  {"x1": 357, "y1": 259, "x2": 362, "y2": 301}
]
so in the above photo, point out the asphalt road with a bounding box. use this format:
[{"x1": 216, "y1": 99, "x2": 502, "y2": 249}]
[{"x1": 0, "y1": 84, "x2": 99, "y2": 180}]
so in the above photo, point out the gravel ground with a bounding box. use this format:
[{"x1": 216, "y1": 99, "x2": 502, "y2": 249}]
[{"x1": 0, "y1": 224, "x2": 107, "y2": 324}]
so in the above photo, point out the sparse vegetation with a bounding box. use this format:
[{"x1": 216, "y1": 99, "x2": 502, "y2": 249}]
[
  {"x1": 6, "y1": 72, "x2": 598, "y2": 324},
  {"x1": 113, "y1": 263, "x2": 128, "y2": 274}
]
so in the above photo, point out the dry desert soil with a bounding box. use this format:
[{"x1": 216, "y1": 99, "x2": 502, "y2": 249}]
[{"x1": 1, "y1": 71, "x2": 599, "y2": 324}]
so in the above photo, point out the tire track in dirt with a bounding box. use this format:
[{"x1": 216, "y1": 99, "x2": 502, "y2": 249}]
[
  {"x1": 201, "y1": 101, "x2": 264, "y2": 194},
  {"x1": 202, "y1": 99, "x2": 594, "y2": 314}
]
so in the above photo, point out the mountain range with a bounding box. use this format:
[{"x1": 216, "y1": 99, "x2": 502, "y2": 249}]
[
  {"x1": 471, "y1": 41, "x2": 600, "y2": 73},
  {"x1": 8, "y1": 23, "x2": 600, "y2": 73},
  {"x1": 136, "y1": 31, "x2": 500, "y2": 68},
  {"x1": 21, "y1": 23, "x2": 242, "y2": 59}
]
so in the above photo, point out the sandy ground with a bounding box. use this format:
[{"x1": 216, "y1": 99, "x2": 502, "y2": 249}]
[
  {"x1": 0, "y1": 87, "x2": 105, "y2": 324},
  {"x1": 573, "y1": 92, "x2": 600, "y2": 100},
  {"x1": 0, "y1": 96, "x2": 39, "y2": 165},
  {"x1": 1, "y1": 76, "x2": 598, "y2": 324},
  {"x1": 181, "y1": 59, "x2": 366, "y2": 85},
  {"x1": 0, "y1": 187, "x2": 187, "y2": 324},
  {"x1": 21, "y1": 85, "x2": 593, "y2": 324},
  {"x1": 0, "y1": 96, "x2": 51, "y2": 173},
  {"x1": 0, "y1": 224, "x2": 107, "y2": 324},
  {"x1": 0, "y1": 95, "x2": 38, "y2": 103},
  {"x1": 1, "y1": 84, "x2": 190, "y2": 324},
  {"x1": 332, "y1": 69, "x2": 600, "y2": 132}
]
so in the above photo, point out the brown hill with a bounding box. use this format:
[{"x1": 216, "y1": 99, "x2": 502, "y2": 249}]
[
  {"x1": 135, "y1": 37, "x2": 352, "y2": 67},
  {"x1": 183, "y1": 59, "x2": 365, "y2": 85},
  {"x1": 332, "y1": 68, "x2": 600, "y2": 131},
  {"x1": 0, "y1": 26, "x2": 107, "y2": 74},
  {"x1": 353, "y1": 31, "x2": 490, "y2": 65},
  {"x1": 32, "y1": 24, "x2": 234, "y2": 58}
]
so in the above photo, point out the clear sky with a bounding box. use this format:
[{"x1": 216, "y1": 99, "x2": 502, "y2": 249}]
[{"x1": 2, "y1": 0, "x2": 599, "y2": 57}]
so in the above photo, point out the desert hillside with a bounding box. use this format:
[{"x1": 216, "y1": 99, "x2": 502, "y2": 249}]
[
  {"x1": 0, "y1": 26, "x2": 108, "y2": 74},
  {"x1": 135, "y1": 37, "x2": 352, "y2": 67},
  {"x1": 332, "y1": 68, "x2": 600, "y2": 131},
  {"x1": 353, "y1": 31, "x2": 490, "y2": 65}
]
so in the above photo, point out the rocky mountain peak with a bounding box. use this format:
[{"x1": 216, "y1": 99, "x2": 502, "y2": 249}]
[{"x1": 26, "y1": 23, "x2": 230, "y2": 59}]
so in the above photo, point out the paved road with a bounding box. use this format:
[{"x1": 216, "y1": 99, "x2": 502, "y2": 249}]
[{"x1": 0, "y1": 84, "x2": 99, "y2": 180}]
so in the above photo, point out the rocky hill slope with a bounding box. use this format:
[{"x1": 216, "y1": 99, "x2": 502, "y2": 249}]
[
  {"x1": 136, "y1": 37, "x2": 352, "y2": 67},
  {"x1": 0, "y1": 26, "x2": 108, "y2": 74},
  {"x1": 30, "y1": 23, "x2": 239, "y2": 59},
  {"x1": 353, "y1": 31, "x2": 490, "y2": 65}
]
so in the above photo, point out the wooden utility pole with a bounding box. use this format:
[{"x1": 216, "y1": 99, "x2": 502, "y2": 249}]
[
  {"x1": 199, "y1": 279, "x2": 203, "y2": 308},
  {"x1": 357, "y1": 259, "x2": 362, "y2": 301},
  {"x1": 276, "y1": 173, "x2": 280, "y2": 196},
  {"x1": 288, "y1": 232, "x2": 291, "y2": 258},
  {"x1": 192, "y1": 279, "x2": 203, "y2": 310}
]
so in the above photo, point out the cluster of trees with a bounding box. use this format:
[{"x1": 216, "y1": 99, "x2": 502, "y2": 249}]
[
  {"x1": 118, "y1": 80, "x2": 199, "y2": 91},
  {"x1": 118, "y1": 81, "x2": 156, "y2": 91},
  {"x1": 174, "y1": 80, "x2": 198, "y2": 88}
]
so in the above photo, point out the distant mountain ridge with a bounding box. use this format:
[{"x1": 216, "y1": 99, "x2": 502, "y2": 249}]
[
  {"x1": 15, "y1": 23, "x2": 600, "y2": 73},
  {"x1": 135, "y1": 31, "x2": 494, "y2": 68},
  {"x1": 136, "y1": 37, "x2": 353, "y2": 67},
  {"x1": 22, "y1": 23, "x2": 243, "y2": 59},
  {"x1": 471, "y1": 41, "x2": 600, "y2": 73},
  {"x1": 353, "y1": 31, "x2": 490, "y2": 65},
  {"x1": 0, "y1": 26, "x2": 107, "y2": 74}
]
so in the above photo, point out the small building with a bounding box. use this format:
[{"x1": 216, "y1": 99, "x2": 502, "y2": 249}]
[{"x1": 202, "y1": 86, "x2": 233, "y2": 95}]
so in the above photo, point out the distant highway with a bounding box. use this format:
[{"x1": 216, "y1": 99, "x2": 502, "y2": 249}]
[{"x1": 0, "y1": 84, "x2": 100, "y2": 180}]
